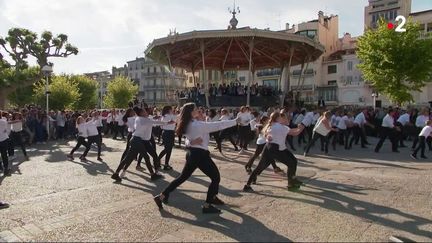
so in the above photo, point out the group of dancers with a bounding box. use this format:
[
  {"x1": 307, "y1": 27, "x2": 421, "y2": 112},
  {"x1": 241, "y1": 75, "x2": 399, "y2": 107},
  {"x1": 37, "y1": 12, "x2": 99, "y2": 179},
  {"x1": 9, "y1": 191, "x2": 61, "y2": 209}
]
[{"x1": 3, "y1": 102, "x2": 431, "y2": 214}]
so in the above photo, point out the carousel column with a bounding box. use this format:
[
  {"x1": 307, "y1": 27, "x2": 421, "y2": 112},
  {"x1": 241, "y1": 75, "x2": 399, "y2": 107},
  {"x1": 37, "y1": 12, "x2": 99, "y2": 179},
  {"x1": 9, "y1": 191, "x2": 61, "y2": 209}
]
[
  {"x1": 246, "y1": 38, "x2": 254, "y2": 107},
  {"x1": 200, "y1": 40, "x2": 210, "y2": 108}
]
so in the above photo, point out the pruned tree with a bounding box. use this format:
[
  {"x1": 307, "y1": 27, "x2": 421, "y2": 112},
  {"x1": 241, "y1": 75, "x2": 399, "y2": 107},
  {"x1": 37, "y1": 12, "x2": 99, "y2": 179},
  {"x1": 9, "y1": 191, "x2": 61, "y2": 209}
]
[{"x1": 0, "y1": 28, "x2": 78, "y2": 108}]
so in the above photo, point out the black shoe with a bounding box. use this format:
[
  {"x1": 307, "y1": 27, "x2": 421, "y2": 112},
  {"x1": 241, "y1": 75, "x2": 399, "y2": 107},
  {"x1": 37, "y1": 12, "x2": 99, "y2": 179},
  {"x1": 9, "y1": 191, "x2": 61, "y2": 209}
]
[
  {"x1": 202, "y1": 205, "x2": 221, "y2": 214},
  {"x1": 210, "y1": 196, "x2": 225, "y2": 205},
  {"x1": 287, "y1": 184, "x2": 300, "y2": 191},
  {"x1": 67, "y1": 154, "x2": 74, "y2": 160},
  {"x1": 290, "y1": 178, "x2": 304, "y2": 186},
  {"x1": 4, "y1": 169, "x2": 11, "y2": 176},
  {"x1": 111, "y1": 173, "x2": 122, "y2": 182},
  {"x1": 410, "y1": 154, "x2": 417, "y2": 160},
  {"x1": 234, "y1": 147, "x2": 239, "y2": 152},
  {"x1": 151, "y1": 173, "x2": 163, "y2": 181},
  {"x1": 243, "y1": 185, "x2": 254, "y2": 192},
  {"x1": 245, "y1": 165, "x2": 252, "y2": 174},
  {"x1": 421, "y1": 155, "x2": 428, "y2": 159},
  {"x1": 97, "y1": 157, "x2": 103, "y2": 162},
  {"x1": 0, "y1": 201, "x2": 10, "y2": 209},
  {"x1": 154, "y1": 195, "x2": 163, "y2": 210},
  {"x1": 163, "y1": 165, "x2": 173, "y2": 171}
]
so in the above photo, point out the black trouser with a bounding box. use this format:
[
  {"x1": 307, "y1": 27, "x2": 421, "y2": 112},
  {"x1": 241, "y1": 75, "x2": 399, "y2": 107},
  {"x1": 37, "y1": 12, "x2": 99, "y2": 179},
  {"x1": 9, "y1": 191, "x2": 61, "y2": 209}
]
[
  {"x1": 0, "y1": 139, "x2": 9, "y2": 170},
  {"x1": 327, "y1": 129, "x2": 338, "y2": 150},
  {"x1": 287, "y1": 135, "x2": 295, "y2": 150},
  {"x1": 374, "y1": 127, "x2": 398, "y2": 152},
  {"x1": 350, "y1": 125, "x2": 366, "y2": 148},
  {"x1": 144, "y1": 139, "x2": 160, "y2": 169},
  {"x1": 162, "y1": 148, "x2": 220, "y2": 203},
  {"x1": 8, "y1": 131, "x2": 27, "y2": 157},
  {"x1": 121, "y1": 132, "x2": 133, "y2": 161},
  {"x1": 247, "y1": 143, "x2": 297, "y2": 185},
  {"x1": 70, "y1": 136, "x2": 90, "y2": 156},
  {"x1": 413, "y1": 136, "x2": 427, "y2": 157},
  {"x1": 412, "y1": 127, "x2": 423, "y2": 149},
  {"x1": 246, "y1": 143, "x2": 278, "y2": 169},
  {"x1": 298, "y1": 128, "x2": 307, "y2": 145},
  {"x1": 57, "y1": 126, "x2": 65, "y2": 139},
  {"x1": 158, "y1": 130, "x2": 175, "y2": 166},
  {"x1": 306, "y1": 125, "x2": 313, "y2": 143},
  {"x1": 115, "y1": 136, "x2": 155, "y2": 175},
  {"x1": 304, "y1": 132, "x2": 329, "y2": 154},
  {"x1": 114, "y1": 125, "x2": 125, "y2": 139},
  {"x1": 84, "y1": 135, "x2": 102, "y2": 158},
  {"x1": 178, "y1": 135, "x2": 182, "y2": 146},
  {"x1": 238, "y1": 125, "x2": 250, "y2": 149},
  {"x1": 216, "y1": 128, "x2": 238, "y2": 151},
  {"x1": 428, "y1": 137, "x2": 432, "y2": 151},
  {"x1": 337, "y1": 129, "x2": 350, "y2": 149}
]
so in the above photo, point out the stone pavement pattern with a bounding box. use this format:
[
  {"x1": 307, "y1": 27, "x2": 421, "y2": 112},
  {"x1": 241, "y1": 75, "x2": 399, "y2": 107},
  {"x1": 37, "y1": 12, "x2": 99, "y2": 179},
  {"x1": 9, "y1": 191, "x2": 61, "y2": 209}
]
[{"x1": 0, "y1": 137, "x2": 431, "y2": 242}]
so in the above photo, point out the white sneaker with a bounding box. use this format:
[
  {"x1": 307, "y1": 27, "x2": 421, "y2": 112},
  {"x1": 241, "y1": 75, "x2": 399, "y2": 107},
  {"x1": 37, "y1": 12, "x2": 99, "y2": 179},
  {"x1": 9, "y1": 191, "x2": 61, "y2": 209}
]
[{"x1": 120, "y1": 170, "x2": 127, "y2": 178}]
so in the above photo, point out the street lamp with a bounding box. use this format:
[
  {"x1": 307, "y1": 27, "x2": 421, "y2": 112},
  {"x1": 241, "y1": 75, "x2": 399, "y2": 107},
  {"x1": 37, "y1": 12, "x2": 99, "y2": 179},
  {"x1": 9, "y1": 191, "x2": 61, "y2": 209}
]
[
  {"x1": 371, "y1": 92, "x2": 378, "y2": 110},
  {"x1": 42, "y1": 64, "x2": 53, "y2": 138}
]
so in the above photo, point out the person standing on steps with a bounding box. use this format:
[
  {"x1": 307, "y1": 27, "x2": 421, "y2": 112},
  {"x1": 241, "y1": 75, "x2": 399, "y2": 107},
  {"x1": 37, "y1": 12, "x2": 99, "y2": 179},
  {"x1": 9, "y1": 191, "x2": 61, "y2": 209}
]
[
  {"x1": 158, "y1": 106, "x2": 176, "y2": 171},
  {"x1": 374, "y1": 108, "x2": 400, "y2": 153},
  {"x1": 154, "y1": 103, "x2": 239, "y2": 214},
  {"x1": 243, "y1": 112, "x2": 305, "y2": 192}
]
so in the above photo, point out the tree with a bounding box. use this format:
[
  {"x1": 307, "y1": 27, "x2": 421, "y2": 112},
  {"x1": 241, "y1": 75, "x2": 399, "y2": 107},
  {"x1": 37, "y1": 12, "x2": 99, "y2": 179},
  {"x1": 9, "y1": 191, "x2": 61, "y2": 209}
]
[
  {"x1": 0, "y1": 28, "x2": 78, "y2": 108},
  {"x1": 69, "y1": 75, "x2": 98, "y2": 110},
  {"x1": 33, "y1": 76, "x2": 80, "y2": 110},
  {"x1": 357, "y1": 18, "x2": 432, "y2": 105},
  {"x1": 104, "y1": 76, "x2": 138, "y2": 108}
]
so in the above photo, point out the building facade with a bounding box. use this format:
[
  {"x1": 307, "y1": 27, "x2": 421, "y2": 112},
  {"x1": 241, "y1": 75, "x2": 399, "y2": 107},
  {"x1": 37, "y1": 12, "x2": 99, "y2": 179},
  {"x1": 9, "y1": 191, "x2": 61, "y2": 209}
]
[
  {"x1": 364, "y1": 0, "x2": 412, "y2": 29},
  {"x1": 84, "y1": 71, "x2": 112, "y2": 108},
  {"x1": 123, "y1": 57, "x2": 187, "y2": 105}
]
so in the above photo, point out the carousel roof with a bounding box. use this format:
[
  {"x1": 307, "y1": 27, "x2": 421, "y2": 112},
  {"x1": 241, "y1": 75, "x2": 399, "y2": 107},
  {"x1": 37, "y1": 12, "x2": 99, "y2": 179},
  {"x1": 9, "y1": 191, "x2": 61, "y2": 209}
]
[{"x1": 145, "y1": 28, "x2": 325, "y2": 72}]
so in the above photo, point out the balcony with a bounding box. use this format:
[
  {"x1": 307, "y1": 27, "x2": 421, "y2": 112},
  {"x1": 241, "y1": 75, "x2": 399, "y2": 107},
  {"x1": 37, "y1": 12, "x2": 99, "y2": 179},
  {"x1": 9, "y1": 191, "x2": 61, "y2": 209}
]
[
  {"x1": 290, "y1": 84, "x2": 314, "y2": 90},
  {"x1": 256, "y1": 69, "x2": 282, "y2": 77},
  {"x1": 291, "y1": 69, "x2": 314, "y2": 76}
]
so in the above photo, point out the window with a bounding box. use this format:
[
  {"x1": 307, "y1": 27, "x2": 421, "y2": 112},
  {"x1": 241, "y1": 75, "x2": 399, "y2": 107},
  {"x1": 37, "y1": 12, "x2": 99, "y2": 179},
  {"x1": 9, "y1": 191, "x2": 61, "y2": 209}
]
[
  {"x1": 147, "y1": 67, "x2": 150, "y2": 74},
  {"x1": 328, "y1": 80, "x2": 337, "y2": 86},
  {"x1": 153, "y1": 67, "x2": 157, "y2": 73},
  {"x1": 295, "y1": 30, "x2": 317, "y2": 39},
  {"x1": 189, "y1": 77, "x2": 193, "y2": 83},
  {"x1": 292, "y1": 70, "x2": 302, "y2": 75},
  {"x1": 153, "y1": 92, "x2": 156, "y2": 100},
  {"x1": 346, "y1": 76, "x2": 353, "y2": 84},
  {"x1": 153, "y1": 79, "x2": 156, "y2": 86},
  {"x1": 427, "y1": 23, "x2": 432, "y2": 32},
  {"x1": 347, "y1": 61, "x2": 353, "y2": 71},
  {"x1": 328, "y1": 65, "x2": 337, "y2": 74},
  {"x1": 388, "y1": 1, "x2": 397, "y2": 6},
  {"x1": 239, "y1": 76, "x2": 246, "y2": 82}
]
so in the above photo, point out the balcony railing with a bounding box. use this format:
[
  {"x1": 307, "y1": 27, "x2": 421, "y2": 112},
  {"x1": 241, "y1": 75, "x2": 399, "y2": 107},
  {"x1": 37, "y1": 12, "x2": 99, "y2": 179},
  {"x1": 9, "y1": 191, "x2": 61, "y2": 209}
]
[
  {"x1": 256, "y1": 69, "x2": 282, "y2": 77},
  {"x1": 290, "y1": 84, "x2": 314, "y2": 90}
]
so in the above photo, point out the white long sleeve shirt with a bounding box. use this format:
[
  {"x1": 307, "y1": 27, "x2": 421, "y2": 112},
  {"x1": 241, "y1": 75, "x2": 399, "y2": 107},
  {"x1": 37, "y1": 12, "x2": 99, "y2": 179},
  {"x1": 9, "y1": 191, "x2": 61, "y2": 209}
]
[
  {"x1": 77, "y1": 123, "x2": 88, "y2": 138},
  {"x1": 133, "y1": 117, "x2": 167, "y2": 140},
  {"x1": 237, "y1": 112, "x2": 251, "y2": 126},
  {"x1": 86, "y1": 121, "x2": 99, "y2": 137},
  {"x1": 127, "y1": 117, "x2": 136, "y2": 132},
  {"x1": 354, "y1": 112, "x2": 366, "y2": 126},
  {"x1": 397, "y1": 113, "x2": 410, "y2": 126},
  {"x1": 161, "y1": 114, "x2": 176, "y2": 131},
  {"x1": 419, "y1": 125, "x2": 432, "y2": 137},
  {"x1": 185, "y1": 119, "x2": 237, "y2": 150},
  {"x1": 416, "y1": 115, "x2": 428, "y2": 128}
]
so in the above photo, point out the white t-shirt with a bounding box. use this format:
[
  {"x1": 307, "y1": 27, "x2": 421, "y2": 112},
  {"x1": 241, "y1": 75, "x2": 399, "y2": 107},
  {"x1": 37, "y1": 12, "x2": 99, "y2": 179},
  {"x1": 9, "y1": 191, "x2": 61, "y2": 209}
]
[
  {"x1": 161, "y1": 114, "x2": 176, "y2": 131},
  {"x1": 86, "y1": 121, "x2": 99, "y2": 137},
  {"x1": 416, "y1": 115, "x2": 428, "y2": 128},
  {"x1": 337, "y1": 116, "x2": 348, "y2": 130},
  {"x1": 127, "y1": 117, "x2": 136, "y2": 132},
  {"x1": 302, "y1": 112, "x2": 314, "y2": 127},
  {"x1": 77, "y1": 123, "x2": 88, "y2": 138},
  {"x1": 397, "y1": 113, "x2": 410, "y2": 126},
  {"x1": 419, "y1": 125, "x2": 432, "y2": 137},
  {"x1": 382, "y1": 114, "x2": 394, "y2": 128},
  {"x1": 354, "y1": 112, "x2": 366, "y2": 126},
  {"x1": 0, "y1": 119, "x2": 9, "y2": 142},
  {"x1": 11, "y1": 121, "x2": 23, "y2": 132},
  {"x1": 237, "y1": 112, "x2": 251, "y2": 126},
  {"x1": 294, "y1": 114, "x2": 304, "y2": 125},
  {"x1": 250, "y1": 118, "x2": 258, "y2": 131},
  {"x1": 267, "y1": 122, "x2": 290, "y2": 151}
]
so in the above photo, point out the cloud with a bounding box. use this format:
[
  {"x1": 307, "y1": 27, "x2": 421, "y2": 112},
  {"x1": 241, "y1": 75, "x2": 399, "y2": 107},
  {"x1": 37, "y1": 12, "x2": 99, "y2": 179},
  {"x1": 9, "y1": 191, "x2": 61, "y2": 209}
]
[{"x1": 0, "y1": 0, "x2": 429, "y2": 74}]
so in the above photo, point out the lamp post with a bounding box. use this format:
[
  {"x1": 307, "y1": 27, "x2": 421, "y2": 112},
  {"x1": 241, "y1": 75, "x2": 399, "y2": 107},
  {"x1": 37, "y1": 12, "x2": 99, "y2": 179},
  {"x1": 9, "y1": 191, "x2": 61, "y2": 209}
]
[
  {"x1": 42, "y1": 64, "x2": 53, "y2": 138},
  {"x1": 371, "y1": 92, "x2": 378, "y2": 110}
]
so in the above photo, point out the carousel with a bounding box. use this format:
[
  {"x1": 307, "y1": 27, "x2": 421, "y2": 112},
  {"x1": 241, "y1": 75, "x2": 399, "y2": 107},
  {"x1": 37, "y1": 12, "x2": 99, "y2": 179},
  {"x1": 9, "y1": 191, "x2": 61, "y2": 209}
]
[{"x1": 145, "y1": 6, "x2": 324, "y2": 107}]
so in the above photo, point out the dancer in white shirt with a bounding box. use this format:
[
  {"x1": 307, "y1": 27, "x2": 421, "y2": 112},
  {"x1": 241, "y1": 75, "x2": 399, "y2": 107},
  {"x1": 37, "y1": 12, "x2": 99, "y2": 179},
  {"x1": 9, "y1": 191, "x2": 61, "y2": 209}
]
[
  {"x1": 83, "y1": 112, "x2": 103, "y2": 161},
  {"x1": 237, "y1": 106, "x2": 252, "y2": 151},
  {"x1": 154, "y1": 103, "x2": 239, "y2": 214},
  {"x1": 374, "y1": 109, "x2": 400, "y2": 153},
  {"x1": 243, "y1": 112, "x2": 305, "y2": 192},
  {"x1": 67, "y1": 116, "x2": 90, "y2": 161},
  {"x1": 0, "y1": 111, "x2": 11, "y2": 176},
  {"x1": 9, "y1": 112, "x2": 28, "y2": 160},
  {"x1": 411, "y1": 120, "x2": 432, "y2": 159},
  {"x1": 157, "y1": 106, "x2": 177, "y2": 171}
]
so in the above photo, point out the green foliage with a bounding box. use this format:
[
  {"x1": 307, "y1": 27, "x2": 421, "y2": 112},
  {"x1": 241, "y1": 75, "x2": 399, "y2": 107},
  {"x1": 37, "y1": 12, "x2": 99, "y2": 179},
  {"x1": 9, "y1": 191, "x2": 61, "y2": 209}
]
[
  {"x1": 104, "y1": 76, "x2": 138, "y2": 108},
  {"x1": 68, "y1": 75, "x2": 98, "y2": 110},
  {"x1": 357, "y1": 18, "x2": 432, "y2": 105},
  {"x1": 7, "y1": 85, "x2": 35, "y2": 107},
  {"x1": 33, "y1": 76, "x2": 80, "y2": 110}
]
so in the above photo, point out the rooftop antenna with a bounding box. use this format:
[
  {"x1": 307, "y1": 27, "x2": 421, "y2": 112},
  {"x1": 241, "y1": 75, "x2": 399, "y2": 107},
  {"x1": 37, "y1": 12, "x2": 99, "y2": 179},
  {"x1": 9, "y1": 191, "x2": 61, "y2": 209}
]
[{"x1": 228, "y1": 0, "x2": 240, "y2": 29}]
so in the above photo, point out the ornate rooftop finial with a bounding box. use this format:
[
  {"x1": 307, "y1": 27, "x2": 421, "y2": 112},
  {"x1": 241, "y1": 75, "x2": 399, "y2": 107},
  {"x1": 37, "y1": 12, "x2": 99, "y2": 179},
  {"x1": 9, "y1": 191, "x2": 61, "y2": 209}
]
[{"x1": 228, "y1": 0, "x2": 240, "y2": 29}]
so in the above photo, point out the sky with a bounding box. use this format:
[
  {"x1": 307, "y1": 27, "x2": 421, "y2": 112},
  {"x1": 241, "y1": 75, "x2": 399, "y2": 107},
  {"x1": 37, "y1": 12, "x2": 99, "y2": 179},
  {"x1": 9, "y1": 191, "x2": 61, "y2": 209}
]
[{"x1": 0, "y1": 0, "x2": 431, "y2": 74}]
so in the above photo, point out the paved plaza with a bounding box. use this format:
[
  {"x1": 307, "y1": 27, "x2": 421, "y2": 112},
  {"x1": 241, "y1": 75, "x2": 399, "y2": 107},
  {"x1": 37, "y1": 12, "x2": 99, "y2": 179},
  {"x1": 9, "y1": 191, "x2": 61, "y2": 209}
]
[{"x1": 0, "y1": 138, "x2": 431, "y2": 242}]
